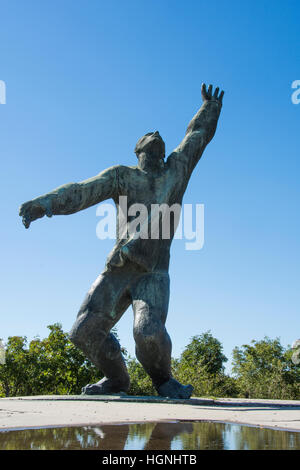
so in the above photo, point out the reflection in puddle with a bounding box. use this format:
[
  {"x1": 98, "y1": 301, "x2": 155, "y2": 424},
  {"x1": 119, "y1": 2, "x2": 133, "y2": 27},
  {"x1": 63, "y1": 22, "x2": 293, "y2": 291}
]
[{"x1": 0, "y1": 421, "x2": 299, "y2": 450}]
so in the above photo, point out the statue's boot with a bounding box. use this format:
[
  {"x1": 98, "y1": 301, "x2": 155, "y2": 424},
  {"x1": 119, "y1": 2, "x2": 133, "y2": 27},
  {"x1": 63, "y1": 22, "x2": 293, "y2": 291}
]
[
  {"x1": 82, "y1": 375, "x2": 129, "y2": 395},
  {"x1": 155, "y1": 377, "x2": 193, "y2": 399},
  {"x1": 79, "y1": 333, "x2": 130, "y2": 395}
]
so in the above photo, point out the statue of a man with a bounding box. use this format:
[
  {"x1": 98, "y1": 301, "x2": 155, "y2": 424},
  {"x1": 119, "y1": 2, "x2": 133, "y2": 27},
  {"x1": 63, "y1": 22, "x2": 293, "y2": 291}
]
[{"x1": 19, "y1": 84, "x2": 224, "y2": 398}]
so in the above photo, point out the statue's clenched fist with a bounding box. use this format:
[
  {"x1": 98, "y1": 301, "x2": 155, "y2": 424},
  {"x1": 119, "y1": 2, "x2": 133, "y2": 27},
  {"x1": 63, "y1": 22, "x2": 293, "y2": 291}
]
[{"x1": 19, "y1": 198, "x2": 52, "y2": 229}]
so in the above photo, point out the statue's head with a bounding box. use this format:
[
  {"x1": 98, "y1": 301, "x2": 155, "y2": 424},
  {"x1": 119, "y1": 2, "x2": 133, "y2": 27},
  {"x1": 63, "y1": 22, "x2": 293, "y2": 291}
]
[{"x1": 134, "y1": 131, "x2": 165, "y2": 160}]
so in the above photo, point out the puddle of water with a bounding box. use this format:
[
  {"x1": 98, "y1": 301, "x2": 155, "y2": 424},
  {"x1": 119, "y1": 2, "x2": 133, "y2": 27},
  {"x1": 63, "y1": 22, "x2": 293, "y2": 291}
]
[{"x1": 0, "y1": 421, "x2": 299, "y2": 450}]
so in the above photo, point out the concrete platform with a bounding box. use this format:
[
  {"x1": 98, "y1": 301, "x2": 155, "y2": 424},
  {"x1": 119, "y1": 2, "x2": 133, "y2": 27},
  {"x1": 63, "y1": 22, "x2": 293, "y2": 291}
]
[{"x1": 0, "y1": 395, "x2": 300, "y2": 432}]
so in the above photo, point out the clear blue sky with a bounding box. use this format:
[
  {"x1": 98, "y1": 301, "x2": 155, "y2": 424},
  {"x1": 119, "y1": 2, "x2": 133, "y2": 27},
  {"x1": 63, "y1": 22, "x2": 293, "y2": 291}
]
[{"x1": 1, "y1": 0, "x2": 299, "y2": 374}]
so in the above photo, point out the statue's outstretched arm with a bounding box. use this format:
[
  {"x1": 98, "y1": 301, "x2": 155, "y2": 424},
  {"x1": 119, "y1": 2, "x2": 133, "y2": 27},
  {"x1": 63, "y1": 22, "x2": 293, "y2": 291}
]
[
  {"x1": 19, "y1": 166, "x2": 118, "y2": 229},
  {"x1": 168, "y1": 84, "x2": 224, "y2": 176}
]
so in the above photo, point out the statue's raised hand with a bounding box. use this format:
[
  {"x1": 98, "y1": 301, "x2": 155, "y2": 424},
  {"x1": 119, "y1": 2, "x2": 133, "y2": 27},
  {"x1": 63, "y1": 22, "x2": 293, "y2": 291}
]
[
  {"x1": 19, "y1": 198, "x2": 52, "y2": 229},
  {"x1": 201, "y1": 83, "x2": 224, "y2": 105}
]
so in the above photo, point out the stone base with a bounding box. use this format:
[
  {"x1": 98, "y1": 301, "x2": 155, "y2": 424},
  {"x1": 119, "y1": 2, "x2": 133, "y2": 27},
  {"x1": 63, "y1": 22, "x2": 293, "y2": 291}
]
[{"x1": 1, "y1": 395, "x2": 300, "y2": 432}]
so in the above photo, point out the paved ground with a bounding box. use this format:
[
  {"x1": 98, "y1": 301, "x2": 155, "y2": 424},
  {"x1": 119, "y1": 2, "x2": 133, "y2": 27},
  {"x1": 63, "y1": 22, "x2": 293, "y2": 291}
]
[{"x1": 0, "y1": 395, "x2": 299, "y2": 432}]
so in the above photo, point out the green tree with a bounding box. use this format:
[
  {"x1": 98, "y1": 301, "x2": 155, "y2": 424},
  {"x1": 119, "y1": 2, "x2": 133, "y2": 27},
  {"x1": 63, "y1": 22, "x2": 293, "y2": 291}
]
[
  {"x1": 232, "y1": 337, "x2": 300, "y2": 399},
  {"x1": 0, "y1": 324, "x2": 100, "y2": 397},
  {"x1": 126, "y1": 356, "x2": 156, "y2": 396},
  {"x1": 0, "y1": 336, "x2": 31, "y2": 397},
  {"x1": 179, "y1": 331, "x2": 227, "y2": 374},
  {"x1": 173, "y1": 331, "x2": 238, "y2": 398}
]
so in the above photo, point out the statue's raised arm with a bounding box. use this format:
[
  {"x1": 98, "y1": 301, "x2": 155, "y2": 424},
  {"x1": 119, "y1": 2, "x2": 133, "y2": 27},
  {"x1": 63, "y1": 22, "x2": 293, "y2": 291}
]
[
  {"x1": 167, "y1": 84, "x2": 224, "y2": 177},
  {"x1": 19, "y1": 166, "x2": 118, "y2": 229}
]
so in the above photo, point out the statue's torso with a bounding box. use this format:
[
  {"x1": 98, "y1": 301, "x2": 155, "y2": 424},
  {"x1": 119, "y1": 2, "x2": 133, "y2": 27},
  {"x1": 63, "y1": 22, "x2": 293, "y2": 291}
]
[
  {"x1": 118, "y1": 162, "x2": 186, "y2": 205},
  {"x1": 106, "y1": 160, "x2": 190, "y2": 273}
]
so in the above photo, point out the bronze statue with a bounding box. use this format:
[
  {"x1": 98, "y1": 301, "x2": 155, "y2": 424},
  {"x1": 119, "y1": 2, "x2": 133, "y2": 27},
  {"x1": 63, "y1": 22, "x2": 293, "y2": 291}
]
[{"x1": 19, "y1": 84, "x2": 224, "y2": 398}]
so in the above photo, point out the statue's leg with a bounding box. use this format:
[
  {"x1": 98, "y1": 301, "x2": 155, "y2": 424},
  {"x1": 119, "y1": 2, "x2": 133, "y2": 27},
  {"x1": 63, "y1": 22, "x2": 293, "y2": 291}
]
[
  {"x1": 69, "y1": 270, "x2": 132, "y2": 395},
  {"x1": 131, "y1": 272, "x2": 193, "y2": 399}
]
